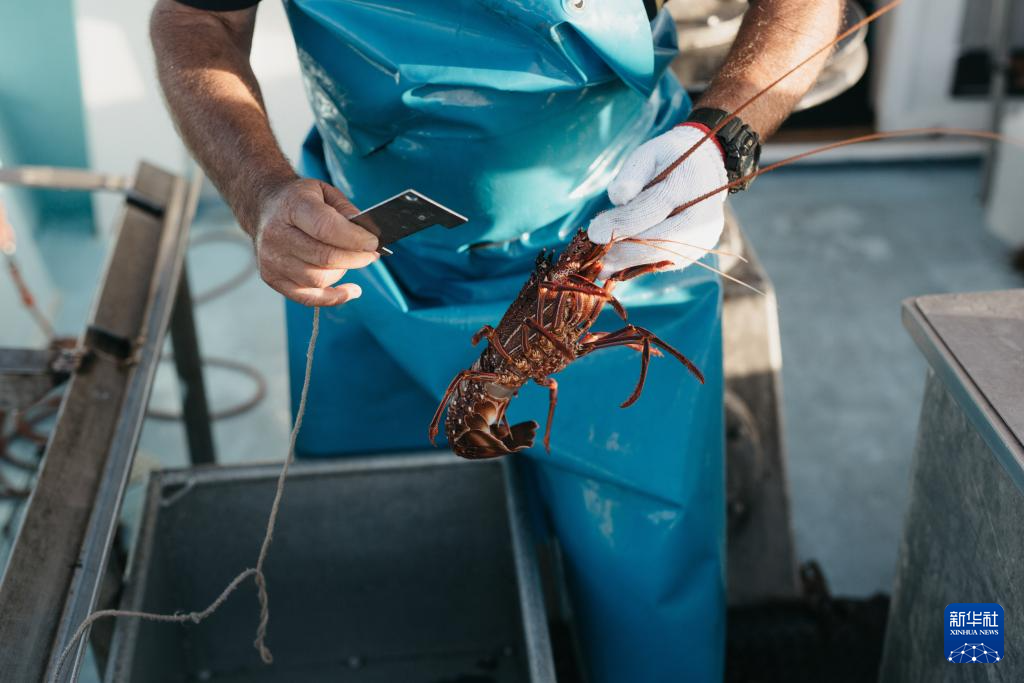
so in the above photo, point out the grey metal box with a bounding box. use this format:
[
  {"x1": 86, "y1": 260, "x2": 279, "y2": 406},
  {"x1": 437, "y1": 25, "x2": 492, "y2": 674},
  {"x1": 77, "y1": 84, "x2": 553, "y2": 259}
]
[
  {"x1": 880, "y1": 292, "x2": 1024, "y2": 681},
  {"x1": 106, "y1": 454, "x2": 554, "y2": 683}
]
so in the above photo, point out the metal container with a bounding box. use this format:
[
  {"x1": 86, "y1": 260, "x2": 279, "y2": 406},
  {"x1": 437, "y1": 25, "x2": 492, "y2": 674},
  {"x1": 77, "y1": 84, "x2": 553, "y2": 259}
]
[
  {"x1": 106, "y1": 454, "x2": 554, "y2": 683},
  {"x1": 880, "y1": 292, "x2": 1024, "y2": 681}
]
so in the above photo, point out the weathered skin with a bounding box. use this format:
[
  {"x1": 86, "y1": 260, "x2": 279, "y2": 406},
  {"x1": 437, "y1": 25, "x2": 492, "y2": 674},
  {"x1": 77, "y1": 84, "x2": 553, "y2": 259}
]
[{"x1": 429, "y1": 230, "x2": 704, "y2": 459}]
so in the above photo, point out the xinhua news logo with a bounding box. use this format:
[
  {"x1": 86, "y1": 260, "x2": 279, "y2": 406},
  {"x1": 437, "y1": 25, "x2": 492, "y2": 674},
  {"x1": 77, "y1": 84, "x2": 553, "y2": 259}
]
[{"x1": 945, "y1": 603, "x2": 1004, "y2": 663}]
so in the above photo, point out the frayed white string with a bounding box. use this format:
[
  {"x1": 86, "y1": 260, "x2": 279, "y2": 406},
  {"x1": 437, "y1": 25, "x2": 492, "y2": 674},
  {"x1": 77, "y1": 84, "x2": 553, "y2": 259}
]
[{"x1": 53, "y1": 307, "x2": 321, "y2": 681}]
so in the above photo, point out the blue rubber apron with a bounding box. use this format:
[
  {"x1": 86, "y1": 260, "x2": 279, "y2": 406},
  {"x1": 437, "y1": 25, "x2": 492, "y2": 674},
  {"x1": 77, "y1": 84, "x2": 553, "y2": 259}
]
[{"x1": 283, "y1": 1, "x2": 724, "y2": 680}]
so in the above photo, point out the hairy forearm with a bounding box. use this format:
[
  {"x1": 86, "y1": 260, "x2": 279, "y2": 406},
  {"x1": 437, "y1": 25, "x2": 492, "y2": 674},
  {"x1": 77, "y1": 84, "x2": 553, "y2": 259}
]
[
  {"x1": 696, "y1": 0, "x2": 844, "y2": 139},
  {"x1": 150, "y1": 2, "x2": 296, "y2": 235}
]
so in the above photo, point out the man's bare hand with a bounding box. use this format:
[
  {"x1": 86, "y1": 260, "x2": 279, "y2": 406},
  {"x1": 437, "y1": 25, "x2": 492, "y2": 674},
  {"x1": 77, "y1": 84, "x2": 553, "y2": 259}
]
[
  {"x1": 151, "y1": 2, "x2": 378, "y2": 307},
  {"x1": 254, "y1": 178, "x2": 379, "y2": 307}
]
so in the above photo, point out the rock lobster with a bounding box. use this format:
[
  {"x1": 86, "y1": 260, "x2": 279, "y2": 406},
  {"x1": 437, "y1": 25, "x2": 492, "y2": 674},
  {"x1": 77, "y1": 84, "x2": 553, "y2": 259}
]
[
  {"x1": 426, "y1": 0, "x2": 1018, "y2": 460},
  {"x1": 426, "y1": 0, "x2": 891, "y2": 460},
  {"x1": 427, "y1": 230, "x2": 705, "y2": 459}
]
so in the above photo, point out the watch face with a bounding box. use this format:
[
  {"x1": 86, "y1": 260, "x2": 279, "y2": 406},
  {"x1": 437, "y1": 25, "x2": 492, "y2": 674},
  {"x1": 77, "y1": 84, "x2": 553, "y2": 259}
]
[
  {"x1": 739, "y1": 155, "x2": 757, "y2": 182},
  {"x1": 702, "y1": 113, "x2": 760, "y2": 191},
  {"x1": 732, "y1": 130, "x2": 760, "y2": 189},
  {"x1": 745, "y1": 142, "x2": 760, "y2": 172}
]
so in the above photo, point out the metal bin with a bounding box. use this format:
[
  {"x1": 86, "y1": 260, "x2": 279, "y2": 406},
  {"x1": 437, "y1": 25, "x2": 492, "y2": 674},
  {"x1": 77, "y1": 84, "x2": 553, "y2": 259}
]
[{"x1": 106, "y1": 454, "x2": 554, "y2": 683}]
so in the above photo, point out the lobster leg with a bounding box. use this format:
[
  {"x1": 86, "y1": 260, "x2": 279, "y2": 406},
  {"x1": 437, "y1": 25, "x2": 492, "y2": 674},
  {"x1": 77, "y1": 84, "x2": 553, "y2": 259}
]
[
  {"x1": 579, "y1": 237, "x2": 616, "y2": 276},
  {"x1": 581, "y1": 331, "x2": 653, "y2": 407},
  {"x1": 576, "y1": 273, "x2": 629, "y2": 321},
  {"x1": 605, "y1": 260, "x2": 674, "y2": 283},
  {"x1": 632, "y1": 325, "x2": 705, "y2": 384},
  {"x1": 428, "y1": 369, "x2": 502, "y2": 445},
  {"x1": 553, "y1": 287, "x2": 570, "y2": 329},
  {"x1": 525, "y1": 319, "x2": 575, "y2": 360},
  {"x1": 581, "y1": 331, "x2": 663, "y2": 356},
  {"x1": 535, "y1": 281, "x2": 547, "y2": 324},
  {"x1": 472, "y1": 324, "x2": 518, "y2": 366},
  {"x1": 580, "y1": 325, "x2": 703, "y2": 408},
  {"x1": 621, "y1": 338, "x2": 651, "y2": 408},
  {"x1": 579, "y1": 326, "x2": 644, "y2": 350},
  {"x1": 539, "y1": 280, "x2": 627, "y2": 321},
  {"x1": 534, "y1": 376, "x2": 558, "y2": 453},
  {"x1": 584, "y1": 325, "x2": 703, "y2": 383}
]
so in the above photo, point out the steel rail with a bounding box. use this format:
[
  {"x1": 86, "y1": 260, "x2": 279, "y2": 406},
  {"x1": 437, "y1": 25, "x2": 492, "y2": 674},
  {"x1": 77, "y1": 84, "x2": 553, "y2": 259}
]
[{"x1": 0, "y1": 162, "x2": 209, "y2": 681}]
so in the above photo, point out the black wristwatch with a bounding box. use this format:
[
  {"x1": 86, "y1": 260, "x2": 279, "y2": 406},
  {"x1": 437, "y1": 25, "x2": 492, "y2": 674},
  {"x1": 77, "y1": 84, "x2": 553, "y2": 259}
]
[{"x1": 684, "y1": 108, "x2": 761, "y2": 193}]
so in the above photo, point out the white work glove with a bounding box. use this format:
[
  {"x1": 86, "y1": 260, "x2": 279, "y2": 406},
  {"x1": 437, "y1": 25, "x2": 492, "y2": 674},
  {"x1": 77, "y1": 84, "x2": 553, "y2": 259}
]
[{"x1": 588, "y1": 124, "x2": 728, "y2": 279}]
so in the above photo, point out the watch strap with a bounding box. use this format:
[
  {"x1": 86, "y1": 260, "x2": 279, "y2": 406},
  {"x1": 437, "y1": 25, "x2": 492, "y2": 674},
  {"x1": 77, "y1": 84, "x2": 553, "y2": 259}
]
[
  {"x1": 676, "y1": 122, "x2": 726, "y2": 161},
  {"x1": 684, "y1": 107, "x2": 761, "y2": 193}
]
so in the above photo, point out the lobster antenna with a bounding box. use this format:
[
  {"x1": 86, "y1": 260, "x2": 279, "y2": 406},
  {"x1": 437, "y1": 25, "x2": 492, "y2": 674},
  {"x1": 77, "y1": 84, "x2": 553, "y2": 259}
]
[
  {"x1": 669, "y1": 128, "x2": 1024, "y2": 217},
  {"x1": 622, "y1": 236, "x2": 749, "y2": 263},
  {"x1": 644, "y1": 0, "x2": 905, "y2": 190},
  {"x1": 626, "y1": 236, "x2": 766, "y2": 295}
]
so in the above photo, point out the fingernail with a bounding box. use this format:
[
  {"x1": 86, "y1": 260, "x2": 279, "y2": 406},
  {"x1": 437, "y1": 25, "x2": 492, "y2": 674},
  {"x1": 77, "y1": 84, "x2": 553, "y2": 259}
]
[
  {"x1": 362, "y1": 236, "x2": 379, "y2": 251},
  {"x1": 344, "y1": 284, "x2": 362, "y2": 299}
]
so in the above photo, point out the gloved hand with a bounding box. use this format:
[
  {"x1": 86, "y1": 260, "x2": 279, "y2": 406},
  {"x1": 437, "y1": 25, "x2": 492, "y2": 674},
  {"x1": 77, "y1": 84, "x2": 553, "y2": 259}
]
[{"x1": 587, "y1": 123, "x2": 728, "y2": 279}]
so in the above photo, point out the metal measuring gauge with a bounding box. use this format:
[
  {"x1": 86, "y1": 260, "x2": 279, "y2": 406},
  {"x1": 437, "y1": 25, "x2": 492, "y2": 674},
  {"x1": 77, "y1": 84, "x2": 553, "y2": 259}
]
[{"x1": 350, "y1": 189, "x2": 469, "y2": 255}]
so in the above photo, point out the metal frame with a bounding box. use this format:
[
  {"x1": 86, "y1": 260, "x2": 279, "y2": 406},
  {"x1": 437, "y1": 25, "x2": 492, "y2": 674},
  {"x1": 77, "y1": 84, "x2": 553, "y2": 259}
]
[
  {"x1": 902, "y1": 292, "x2": 1024, "y2": 492},
  {"x1": 882, "y1": 292, "x2": 1024, "y2": 681},
  {"x1": 105, "y1": 454, "x2": 555, "y2": 682},
  {"x1": 0, "y1": 162, "x2": 214, "y2": 681}
]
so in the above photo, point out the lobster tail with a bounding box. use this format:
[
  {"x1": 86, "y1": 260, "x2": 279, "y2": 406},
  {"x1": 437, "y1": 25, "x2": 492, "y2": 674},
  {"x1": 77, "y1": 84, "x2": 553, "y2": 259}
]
[{"x1": 451, "y1": 417, "x2": 539, "y2": 460}]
